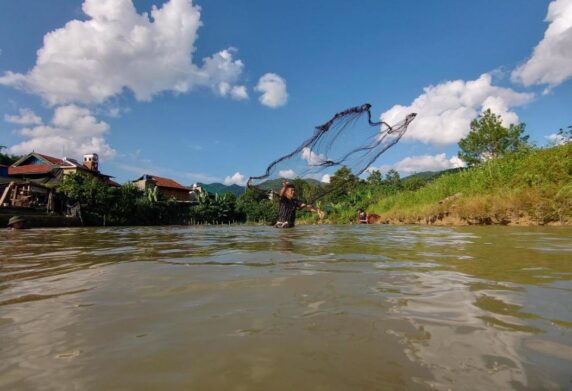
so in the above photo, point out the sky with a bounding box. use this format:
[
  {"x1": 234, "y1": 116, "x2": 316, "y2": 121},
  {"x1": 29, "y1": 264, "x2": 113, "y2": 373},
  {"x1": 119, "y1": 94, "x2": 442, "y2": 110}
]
[{"x1": 0, "y1": 0, "x2": 571, "y2": 186}]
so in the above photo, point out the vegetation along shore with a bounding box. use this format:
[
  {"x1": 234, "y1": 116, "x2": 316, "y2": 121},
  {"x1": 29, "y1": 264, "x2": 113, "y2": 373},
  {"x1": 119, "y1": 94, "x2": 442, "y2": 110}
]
[{"x1": 2, "y1": 111, "x2": 571, "y2": 227}]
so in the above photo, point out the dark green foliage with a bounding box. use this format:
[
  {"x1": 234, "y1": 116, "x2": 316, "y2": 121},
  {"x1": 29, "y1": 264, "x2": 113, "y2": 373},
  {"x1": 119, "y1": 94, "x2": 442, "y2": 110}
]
[
  {"x1": 554, "y1": 125, "x2": 572, "y2": 145},
  {"x1": 59, "y1": 172, "x2": 115, "y2": 224},
  {"x1": 324, "y1": 166, "x2": 360, "y2": 203},
  {"x1": 384, "y1": 169, "x2": 402, "y2": 190},
  {"x1": 458, "y1": 109, "x2": 530, "y2": 166},
  {"x1": 0, "y1": 146, "x2": 20, "y2": 166},
  {"x1": 236, "y1": 188, "x2": 278, "y2": 224},
  {"x1": 190, "y1": 192, "x2": 240, "y2": 224},
  {"x1": 402, "y1": 176, "x2": 426, "y2": 191},
  {"x1": 58, "y1": 172, "x2": 242, "y2": 226},
  {"x1": 367, "y1": 170, "x2": 382, "y2": 186}
]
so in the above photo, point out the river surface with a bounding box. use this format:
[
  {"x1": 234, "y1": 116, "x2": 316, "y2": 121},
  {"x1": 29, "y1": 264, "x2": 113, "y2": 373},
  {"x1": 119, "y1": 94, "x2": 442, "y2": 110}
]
[{"x1": 1, "y1": 225, "x2": 571, "y2": 390}]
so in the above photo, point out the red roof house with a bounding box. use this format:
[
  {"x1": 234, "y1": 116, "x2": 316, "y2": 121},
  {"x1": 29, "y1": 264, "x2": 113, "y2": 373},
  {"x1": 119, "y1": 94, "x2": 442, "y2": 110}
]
[{"x1": 132, "y1": 174, "x2": 190, "y2": 201}]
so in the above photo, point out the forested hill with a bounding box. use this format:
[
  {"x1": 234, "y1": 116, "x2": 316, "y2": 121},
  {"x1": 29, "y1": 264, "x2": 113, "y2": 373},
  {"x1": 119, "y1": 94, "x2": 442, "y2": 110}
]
[{"x1": 198, "y1": 183, "x2": 245, "y2": 196}]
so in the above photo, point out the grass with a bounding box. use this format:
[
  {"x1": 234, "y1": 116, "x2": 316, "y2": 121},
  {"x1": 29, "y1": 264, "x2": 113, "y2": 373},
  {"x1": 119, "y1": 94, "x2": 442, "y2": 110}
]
[{"x1": 367, "y1": 143, "x2": 572, "y2": 225}]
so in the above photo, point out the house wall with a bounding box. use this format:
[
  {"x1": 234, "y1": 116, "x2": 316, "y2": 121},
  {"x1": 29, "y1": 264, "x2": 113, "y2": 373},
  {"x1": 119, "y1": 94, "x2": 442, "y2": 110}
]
[
  {"x1": 133, "y1": 179, "x2": 153, "y2": 192},
  {"x1": 62, "y1": 168, "x2": 80, "y2": 175},
  {"x1": 159, "y1": 187, "x2": 189, "y2": 201}
]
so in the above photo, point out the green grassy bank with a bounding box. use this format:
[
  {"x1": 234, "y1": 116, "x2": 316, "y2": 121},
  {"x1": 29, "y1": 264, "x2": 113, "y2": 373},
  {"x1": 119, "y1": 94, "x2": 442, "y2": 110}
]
[{"x1": 367, "y1": 143, "x2": 572, "y2": 225}]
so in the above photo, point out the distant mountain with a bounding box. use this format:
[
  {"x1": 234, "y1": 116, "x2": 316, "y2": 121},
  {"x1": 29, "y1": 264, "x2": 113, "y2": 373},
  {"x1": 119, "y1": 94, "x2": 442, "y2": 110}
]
[
  {"x1": 402, "y1": 171, "x2": 441, "y2": 181},
  {"x1": 256, "y1": 178, "x2": 326, "y2": 192},
  {"x1": 403, "y1": 168, "x2": 466, "y2": 182},
  {"x1": 198, "y1": 182, "x2": 245, "y2": 196}
]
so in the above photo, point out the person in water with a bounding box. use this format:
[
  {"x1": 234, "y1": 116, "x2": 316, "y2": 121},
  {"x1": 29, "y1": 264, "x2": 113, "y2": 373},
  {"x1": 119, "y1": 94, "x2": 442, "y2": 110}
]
[
  {"x1": 275, "y1": 182, "x2": 324, "y2": 228},
  {"x1": 357, "y1": 208, "x2": 368, "y2": 224},
  {"x1": 7, "y1": 216, "x2": 25, "y2": 230}
]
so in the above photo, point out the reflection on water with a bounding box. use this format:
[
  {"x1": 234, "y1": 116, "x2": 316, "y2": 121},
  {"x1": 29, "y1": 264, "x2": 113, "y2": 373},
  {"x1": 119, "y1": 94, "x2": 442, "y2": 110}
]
[{"x1": 1, "y1": 225, "x2": 571, "y2": 390}]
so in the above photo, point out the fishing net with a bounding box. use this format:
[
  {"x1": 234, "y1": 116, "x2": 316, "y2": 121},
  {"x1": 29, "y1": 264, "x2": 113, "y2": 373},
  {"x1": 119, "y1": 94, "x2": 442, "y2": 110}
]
[{"x1": 247, "y1": 103, "x2": 417, "y2": 203}]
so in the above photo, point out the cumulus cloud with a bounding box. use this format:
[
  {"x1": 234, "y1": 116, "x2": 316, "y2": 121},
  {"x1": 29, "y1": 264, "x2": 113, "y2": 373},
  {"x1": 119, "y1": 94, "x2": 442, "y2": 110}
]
[
  {"x1": 546, "y1": 132, "x2": 570, "y2": 145},
  {"x1": 321, "y1": 174, "x2": 331, "y2": 183},
  {"x1": 393, "y1": 154, "x2": 465, "y2": 174},
  {"x1": 512, "y1": 0, "x2": 572, "y2": 88},
  {"x1": 372, "y1": 153, "x2": 465, "y2": 175},
  {"x1": 278, "y1": 169, "x2": 296, "y2": 179},
  {"x1": 0, "y1": 0, "x2": 247, "y2": 105},
  {"x1": 223, "y1": 171, "x2": 247, "y2": 186},
  {"x1": 7, "y1": 105, "x2": 116, "y2": 159},
  {"x1": 301, "y1": 147, "x2": 326, "y2": 166},
  {"x1": 255, "y1": 73, "x2": 288, "y2": 108},
  {"x1": 380, "y1": 73, "x2": 533, "y2": 146},
  {"x1": 4, "y1": 108, "x2": 42, "y2": 125}
]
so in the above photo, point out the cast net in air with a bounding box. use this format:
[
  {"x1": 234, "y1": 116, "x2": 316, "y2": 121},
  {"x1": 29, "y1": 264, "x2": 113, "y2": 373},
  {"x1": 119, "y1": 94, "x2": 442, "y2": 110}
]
[{"x1": 247, "y1": 103, "x2": 416, "y2": 203}]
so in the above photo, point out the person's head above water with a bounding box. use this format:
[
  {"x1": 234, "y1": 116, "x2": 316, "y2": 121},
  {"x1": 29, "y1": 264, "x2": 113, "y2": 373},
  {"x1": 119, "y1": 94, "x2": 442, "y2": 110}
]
[
  {"x1": 282, "y1": 182, "x2": 296, "y2": 200},
  {"x1": 8, "y1": 216, "x2": 25, "y2": 230}
]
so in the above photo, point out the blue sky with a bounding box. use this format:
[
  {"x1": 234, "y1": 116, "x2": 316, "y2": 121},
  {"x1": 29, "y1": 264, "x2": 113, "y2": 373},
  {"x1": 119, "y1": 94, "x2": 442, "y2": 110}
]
[{"x1": 0, "y1": 0, "x2": 571, "y2": 185}]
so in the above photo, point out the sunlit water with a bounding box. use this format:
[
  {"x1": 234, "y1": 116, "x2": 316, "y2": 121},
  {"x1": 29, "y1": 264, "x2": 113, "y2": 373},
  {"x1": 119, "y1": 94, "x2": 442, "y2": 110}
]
[{"x1": 1, "y1": 225, "x2": 571, "y2": 390}]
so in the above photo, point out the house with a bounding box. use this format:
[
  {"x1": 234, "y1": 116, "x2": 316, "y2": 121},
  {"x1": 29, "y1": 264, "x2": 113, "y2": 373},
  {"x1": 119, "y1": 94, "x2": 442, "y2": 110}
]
[
  {"x1": 8, "y1": 152, "x2": 118, "y2": 186},
  {"x1": 132, "y1": 174, "x2": 191, "y2": 202},
  {"x1": 1, "y1": 152, "x2": 118, "y2": 209}
]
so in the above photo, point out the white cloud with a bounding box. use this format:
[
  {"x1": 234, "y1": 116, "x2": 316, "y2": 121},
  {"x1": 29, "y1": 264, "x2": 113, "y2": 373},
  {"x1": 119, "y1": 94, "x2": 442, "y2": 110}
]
[
  {"x1": 255, "y1": 73, "x2": 288, "y2": 108},
  {"x1": 301, "y1": 147, "x2": 326, "y2": 166},
  {"x1": 4, "y1": 108, "x2": 42, "y2": 125},
  {"x1": 278, "y1": 169, "x2": 296, "y2": 179},
  {"x1": 321, "y1": 174, "x2": 331, "y2": 183},
  {"x1": 372, "y1": 153, "x2": 465, "y2": 175},
  {"x1": 0, "y1": 0, "x2": 246, "y2": 105},
  {"x1": 223, "y1": 171, "x2": 247, "y2": 186},
  {"x1": 546, "y1": 132, "x2": 570, "y2": 145},
  {"x1": 8, "y1": 105, "x2": 116, "y2": 159},
  {"x1": 512, "y1": 0, "x2": 572, "y2": 88},
  {"x1": 380, "y1": 73, "x2": 533, "y2": 146},
  {"x1": 230, "y1": 85, "x2": 248, "y2": 100}
]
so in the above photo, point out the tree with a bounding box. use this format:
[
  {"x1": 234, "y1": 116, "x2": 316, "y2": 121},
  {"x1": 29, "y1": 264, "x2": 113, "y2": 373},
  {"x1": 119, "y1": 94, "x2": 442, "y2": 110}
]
[
  {"x1": 367, "y1": 170, "x2": 382, "y2": 186},
  {"x1": 326, "y1": 166, "x2": 359, "y2": 203},
  {"x1": 458, "y1": 109, "x2": 530, "y2": 166},
  {"x1": 384, "y1": 169, "x2": 401, "y2": 188},
  {"x1": 58, "y1": 172, "x2": 114, "y2": 224},
  {"x1": 0, "y1": 145, "x2": 21, "y2": 166},
  {"x1": 554, "y1": 125, "x2": 572, "y2": 145},
  {"x1": 402, "y1": 176, "x2": 426, "y2": 191},
  {"x1": 236, "y1": 188, "x2": 277, "y2": 223}
]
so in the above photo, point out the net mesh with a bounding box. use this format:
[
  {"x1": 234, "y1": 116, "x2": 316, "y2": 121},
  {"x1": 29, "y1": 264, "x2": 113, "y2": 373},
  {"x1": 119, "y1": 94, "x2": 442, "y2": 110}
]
[{"x1": 247, "y1": 103, "x2": 416, "y2": 203}]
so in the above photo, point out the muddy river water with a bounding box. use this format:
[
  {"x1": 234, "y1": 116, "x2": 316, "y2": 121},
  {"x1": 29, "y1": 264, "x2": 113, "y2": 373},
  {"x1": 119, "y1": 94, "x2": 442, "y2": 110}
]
[{"x1": 1, "y1": 225, "x2": 571, "y2": 390}]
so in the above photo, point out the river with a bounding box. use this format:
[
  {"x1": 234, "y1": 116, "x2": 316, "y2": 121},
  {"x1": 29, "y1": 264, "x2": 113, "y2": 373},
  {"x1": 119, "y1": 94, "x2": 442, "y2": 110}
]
[{"x1": 1, "y1": 225, "x2": 571, "y2": 390}]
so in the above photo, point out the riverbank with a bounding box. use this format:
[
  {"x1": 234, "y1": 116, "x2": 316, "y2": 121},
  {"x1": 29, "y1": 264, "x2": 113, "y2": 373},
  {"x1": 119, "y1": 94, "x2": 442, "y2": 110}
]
[
  {"x1": 365, "y1": 143, "x2": 572, "y2": 226},
  {"x1": 294, "y1": 143, "x2": 572, "y2": 227},
  {"x1": 0, "y1": 207, "x2": 82, "y2": 228}
]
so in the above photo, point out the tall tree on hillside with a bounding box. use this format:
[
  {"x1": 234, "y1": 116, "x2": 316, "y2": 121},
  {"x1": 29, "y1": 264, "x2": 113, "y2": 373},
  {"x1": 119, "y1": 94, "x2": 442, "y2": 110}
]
[
  {"x1": 367, "y1": 170, "x2": 383, "y2": 186},
  {"x1": 326, "y1": 166, "x2": 359, "y2": 203},
  {"x1": 458, "y1": 109, "x2": 530, "y2": 166},
  {"x1": 384, "y1": 169, "x2": 401, "y2": 188},
  {"x1": 0, "y1": 145, "x2": 21, "y2": 165},
  {"x1": 554, "y1": 125, "x2": 572, "y2": 145}
]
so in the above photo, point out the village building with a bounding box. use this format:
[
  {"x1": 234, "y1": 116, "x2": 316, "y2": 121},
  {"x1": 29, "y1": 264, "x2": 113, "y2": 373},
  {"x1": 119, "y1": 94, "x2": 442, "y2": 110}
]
[
  {"x1": 0, "y1": 152, "x2": 118, "y2": 210},
  {"x1": 132, "y1": 174, "x2": 191, "y2": 202}
]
